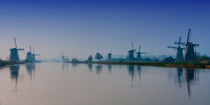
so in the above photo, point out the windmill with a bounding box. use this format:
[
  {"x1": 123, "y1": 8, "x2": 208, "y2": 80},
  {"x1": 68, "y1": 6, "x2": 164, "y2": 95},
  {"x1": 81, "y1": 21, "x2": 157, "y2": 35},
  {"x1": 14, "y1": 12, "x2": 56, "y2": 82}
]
[
  {"x1": 31, "y1": 48, "x2": 40, "y2": 62},
  {"x1": 26, "y1": 45, "x2": 39, "y2": 62},
  {"x1": 168, "y1": 37, "x2": 185, "y2": 62},
  {"x1": 184, "y1": 28, "x2": 199, "y2": 62},
  {"x1": 26, "y1": 45, "x2": 33, "y2": 62},
  {"x1": 9, "y1": 37, "x2": 24, "y2": 62},
  {"x1": 136, "y1": 45, "x2": 147, "y2": 61},
  {"x1": 107, "y1": 49, "x2": 112, "y2": 61},
  {"x1": 61, "y1": 51, "x2": 69, "y2": 63},
  {"x1": 128, "y1": 42, "x2": 136, "y2": 61}
]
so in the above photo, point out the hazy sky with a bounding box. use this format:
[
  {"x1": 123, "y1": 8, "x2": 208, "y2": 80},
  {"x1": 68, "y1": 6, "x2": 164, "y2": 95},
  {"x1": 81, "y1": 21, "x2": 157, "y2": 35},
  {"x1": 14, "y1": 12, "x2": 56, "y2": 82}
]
[{"x1": 0, "y1": 0, "x2": 209, "y2": 59}]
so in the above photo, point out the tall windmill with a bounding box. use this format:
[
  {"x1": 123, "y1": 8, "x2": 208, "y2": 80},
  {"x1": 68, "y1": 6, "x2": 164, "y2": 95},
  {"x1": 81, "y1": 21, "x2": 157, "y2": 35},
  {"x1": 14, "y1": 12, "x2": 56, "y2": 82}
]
[
  {"x1": 128, "y1": 42, "x2": 136, "y2": 61},
  {"x1": 184, "y1": 28, "x2": 199, "y2": 62},
  {"x1": 136, "y1": 45, "x2": 147, "y2": 61},
  {"x1": 168, "y1": 37, "x2": 185, "y2": 62},
  {"x1": 9, "y1": 37, "x2": 24, "y2": 62}
]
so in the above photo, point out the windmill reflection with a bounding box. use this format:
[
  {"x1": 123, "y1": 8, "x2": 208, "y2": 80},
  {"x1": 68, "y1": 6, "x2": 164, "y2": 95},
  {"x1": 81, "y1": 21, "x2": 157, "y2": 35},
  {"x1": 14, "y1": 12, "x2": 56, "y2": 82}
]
[
  {"x1": 185, "y1": 68, "x2": 197, "y2": 98},
  {"x1": 9, "y1": 64, "x2": 20, "y2": 91},
  {"x1": 87, "y1": 63, "x2": 93, "y2": 72},
  {"x1": 177, "y1": 68, "x2": 183, "y2": 88},
  {"x1": 175, "y1": 68, "x2": 198, "y2": 98},
  {"x1": 127, "y1": 65, "x2": 141, "y2": 82},
  {"x1": 71, "y1": 63, "x2": 78, "y2": 68},
  {"x1": 61, "y1": 62, "x2": 69, "y2": 71},
  {"x1": 137, "y1": 65, "x2": 141, "y2": 80},
  {"x1": 95, "y1": 64, "x2": 103, "y2": 75},
  {"x1": 128, "y1": 65, "x2": 135, "y2": 82},
  {"x1": 108, "y1": 64, "x2": 112, "y2": 73},
  {"x1": 25, "y1": 63, "x2": 36, "y2": 80}
]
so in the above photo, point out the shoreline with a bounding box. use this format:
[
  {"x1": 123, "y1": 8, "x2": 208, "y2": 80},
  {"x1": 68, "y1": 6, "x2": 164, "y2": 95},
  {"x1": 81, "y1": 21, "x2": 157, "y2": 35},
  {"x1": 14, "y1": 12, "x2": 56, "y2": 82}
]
[
  {"x1": 0, "y1": 60, "x2": 13, "y2": 67},
  {"x1": 0, "y1": 60, "x2": 26, "y2": 67},
  {"x1": 91, "y1": 61, "x2": 210, "y2": 69}
]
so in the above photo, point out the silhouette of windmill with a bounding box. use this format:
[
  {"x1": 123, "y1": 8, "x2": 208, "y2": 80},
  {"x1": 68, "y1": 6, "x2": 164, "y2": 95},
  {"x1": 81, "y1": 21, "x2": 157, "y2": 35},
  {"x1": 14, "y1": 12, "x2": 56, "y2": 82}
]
[
  {"x1": 136, "y1": 45, "x2": 147, "y2": 61},
  {"x1": 9, "y1": 37, "x2": 24, "y2": 62},
  {"x1": 168, "y1": 37, "x2": 185, "y2": 62},
  {"x1": 184, "y1": 28, "x2": 199, "y2": 62},
  {"x1": 128, "y1": 42, "x2": 136, "y2": 61}
]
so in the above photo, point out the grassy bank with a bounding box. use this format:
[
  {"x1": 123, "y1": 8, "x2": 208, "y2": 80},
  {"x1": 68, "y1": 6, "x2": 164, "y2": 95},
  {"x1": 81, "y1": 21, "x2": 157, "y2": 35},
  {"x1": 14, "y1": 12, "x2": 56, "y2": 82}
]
[
  {"x1": 0, "y1": 60, "x2": 13, "y2": 67},
  {"x1": 0, "y1": 60, "x2": 24, "y2": 67},
  {"x1": 93, "y1": 61, "x2": 210, "y2": 69}
]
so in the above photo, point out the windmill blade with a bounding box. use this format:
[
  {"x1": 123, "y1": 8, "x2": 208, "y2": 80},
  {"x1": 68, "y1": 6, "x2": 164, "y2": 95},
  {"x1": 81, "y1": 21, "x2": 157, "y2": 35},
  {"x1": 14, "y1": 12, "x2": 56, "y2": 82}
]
[
  {"x1": 18, "y1": 48, "x2": 24, "y2": 51},
  {"x1": 14, "y1": 37, "x2": 17, "y2": 48},
  {"x1": 131, "y1": 42, "x2": 134, "y2": 50},
  {"x1": 168, "y1": 46, "x2": 177, "y2": 49},
  {"x1": 175, "y1": 37, "x2": 184, "y2": 45},
  {"x1": 194, "y1": 44, "x2": 199, "y2": 47},
  {"x1": 141, "y1": 52, "x2": 147, "y2": 54},
  {"x1": 30, "y1": 45, "x2": 32, "y2": 52},
  {"x1": 187, "y1": 28, "x2": 191, "y2": 43},
  {"x1": 174, "y1": 42, "x2": 186, "y2": 45}
]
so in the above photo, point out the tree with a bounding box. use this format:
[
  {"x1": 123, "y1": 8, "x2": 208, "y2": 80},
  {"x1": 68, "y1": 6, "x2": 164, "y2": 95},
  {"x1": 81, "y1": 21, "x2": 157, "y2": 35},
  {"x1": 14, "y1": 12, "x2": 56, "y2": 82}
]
[
  {"x1": 95, "y1": 52, "x2": 103, "y2": 62},
  {"x1": 163, "y1": 56, "x2": 175, "y2": 62}
]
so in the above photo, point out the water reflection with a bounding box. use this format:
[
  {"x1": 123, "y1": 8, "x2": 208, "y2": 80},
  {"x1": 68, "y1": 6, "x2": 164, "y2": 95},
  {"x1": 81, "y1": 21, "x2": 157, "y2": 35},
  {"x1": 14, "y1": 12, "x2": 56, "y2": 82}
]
[
  {"x1": 137, "y1": 65, "x2": 141, "y2": 80},
  {"x1": 87, "y1": 63, "x2": 93, "y2": 72},
  {"x1": 185, "y1": 68, "x2": 197, "y2": 98},
  {"x1": 108, "y1": 64, "x2": 112, "y2": 73},
  {"x1": 95, "y1": 64, "x2": 103, "y2": 75},
  {"x1": 61, "y1": 63, "x2": 69, "y2": 71},
  {"x1": 25, "y1": 63, "x2": 36, "y2": 80},
  {"x1": 71, "y1": 63, "x2": 78, "y2": 68},
  {"x1": 127, "y1": 65, "x2": 141, "y2": 82},
  {"x1": 174, "y1": 68, "x2": 198, "y2": 98},
  {"x1": 9, "y1": 64, "x2": 20, "y2": 91},
  {"x1": 1, "y1": 63, "x2": 209, "y2": 105},
  {"x1": 177, "y1": 68, "x2": 183, "y2": 88},
  {"x1": 128, "y1": 65, "x2": 135, "y2": 82}
]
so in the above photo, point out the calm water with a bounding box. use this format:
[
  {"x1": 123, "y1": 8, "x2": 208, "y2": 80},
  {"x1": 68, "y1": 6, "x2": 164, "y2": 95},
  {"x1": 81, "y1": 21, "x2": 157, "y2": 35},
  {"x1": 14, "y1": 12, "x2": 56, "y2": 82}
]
[{"x1": 0, "y1": 63, "x2": 210, "y2": 105}]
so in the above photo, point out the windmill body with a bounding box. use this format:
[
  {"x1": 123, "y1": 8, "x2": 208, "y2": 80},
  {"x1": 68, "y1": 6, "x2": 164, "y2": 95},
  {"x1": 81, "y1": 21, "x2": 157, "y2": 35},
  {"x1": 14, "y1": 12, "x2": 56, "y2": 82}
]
[
  {"x1": 136, "y1": 45, "x2": 147, "y2": 61},
  {"x1": 176, "y1": 47, "x2": 184, "y2": 62},
  {"x1": 31, "y1": 53, "x2": 36, "y2": 62},
  {"x1": 136, "y1": 52, "x2": 142, "y2": 60},
  {"x1": 107, "y1": 53, "x2": 112, "y2": 61},
  {"x1": 128, "y1": 50, "x2": 135, "y2": 61},
  {"x1": 26, "y1": 46, "x2": 38, "y2": 63},
  {"x1": 26, "y1": 52, "x2": 33, "y2": 62},
  {"x1": 185, "y1": 42, "x2": 197, "y2": 62},
  {"x1": 9, "y1": 37, "x2": 24, "y2": 62},
  {"x1": 168, "y1": 37, "x2": 185, "y2": 62},
  {"x1": 26, "y1": 45, "x2": 33, "y2": 62},
  {"x1": 10, "y1": 48, "x2": 20, "y2": 61},
  {"x1": 61, "y1": 52, "x2": 69, "y2": 63},
  {"x1": 127, "y1": 42, "x2": 136, "y2": 61},
  {"x1": 184, "y1": 29, "x2": 199, "y2": 62}
]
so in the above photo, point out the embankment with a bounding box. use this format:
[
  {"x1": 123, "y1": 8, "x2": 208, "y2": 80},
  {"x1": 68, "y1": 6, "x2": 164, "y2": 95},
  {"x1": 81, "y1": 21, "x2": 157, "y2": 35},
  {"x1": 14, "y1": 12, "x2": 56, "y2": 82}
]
[{"x1": 94, "y1": 61, "x2": 210, "y2": 69}]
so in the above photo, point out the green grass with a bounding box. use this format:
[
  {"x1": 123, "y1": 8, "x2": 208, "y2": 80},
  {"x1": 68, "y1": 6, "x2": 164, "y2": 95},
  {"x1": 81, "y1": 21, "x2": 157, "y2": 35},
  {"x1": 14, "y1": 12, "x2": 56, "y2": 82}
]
[{"x1": 93, "y1": 61, "x2": 210, "y2": 69}]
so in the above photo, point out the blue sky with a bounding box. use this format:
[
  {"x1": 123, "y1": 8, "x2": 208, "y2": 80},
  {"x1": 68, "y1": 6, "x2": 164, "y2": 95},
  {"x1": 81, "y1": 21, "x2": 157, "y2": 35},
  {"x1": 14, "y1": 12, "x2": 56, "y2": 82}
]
[{"x1": 0, "y1": 0, "x2": 209, "y2": 59}]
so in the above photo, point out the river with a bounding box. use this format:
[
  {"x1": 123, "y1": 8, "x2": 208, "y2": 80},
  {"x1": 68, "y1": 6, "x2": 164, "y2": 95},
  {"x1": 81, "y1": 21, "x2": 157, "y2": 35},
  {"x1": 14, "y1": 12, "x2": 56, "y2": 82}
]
[{"x1": 0, "y1": 63, "x2": 209, "y2": 105}]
